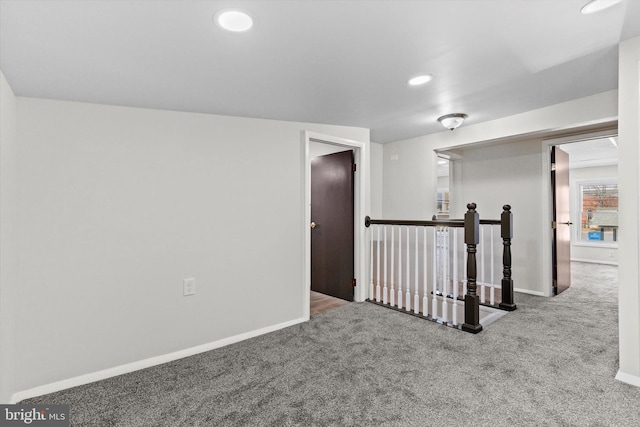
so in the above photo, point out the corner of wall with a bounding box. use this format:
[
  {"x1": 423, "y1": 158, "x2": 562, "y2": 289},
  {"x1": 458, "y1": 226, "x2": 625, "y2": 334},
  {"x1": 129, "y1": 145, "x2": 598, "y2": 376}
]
[
  {"x1": 369, "y1": 141, "x2": 384, "y2": 218},
  {"x1": 0, "y1": 69, "x2": 18, "y2": 403},
  {"x1": 617, "y1": 35, "x2": 640, "y2": 379}
]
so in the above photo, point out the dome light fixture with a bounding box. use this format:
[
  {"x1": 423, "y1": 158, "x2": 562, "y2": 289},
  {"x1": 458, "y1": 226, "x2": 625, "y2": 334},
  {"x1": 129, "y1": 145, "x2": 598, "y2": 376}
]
[
  {"x1": 580, "y1": 0, "x2": 622, "y2": 14},
  {"x1": 215, "y1": 10, "x2": 253, "y2": 32},
  {"x1": 408, "y1": 74, "x2": 433, "y2": 86},
  {"x1": 437, "y1": 113, "x2": 467, "y2": 131}
]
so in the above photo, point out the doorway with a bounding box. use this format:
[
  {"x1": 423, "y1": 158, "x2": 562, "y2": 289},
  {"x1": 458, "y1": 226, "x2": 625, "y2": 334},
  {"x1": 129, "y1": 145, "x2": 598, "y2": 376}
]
[
  {"x1": 548, "y1": 133, "x2": 619, "y2": 296},
  {"x1": 302, "y1": 131, "x2": 368, "y2": 320}
]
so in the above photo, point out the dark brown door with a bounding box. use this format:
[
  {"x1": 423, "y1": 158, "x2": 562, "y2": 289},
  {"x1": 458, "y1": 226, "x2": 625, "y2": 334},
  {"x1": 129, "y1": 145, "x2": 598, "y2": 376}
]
[
  {"x1": 552, "y1": 146, "x2": 572, "y2": 295},
  {"x1": 311, "y1": 150, "x2": 355, "y2": 301}
]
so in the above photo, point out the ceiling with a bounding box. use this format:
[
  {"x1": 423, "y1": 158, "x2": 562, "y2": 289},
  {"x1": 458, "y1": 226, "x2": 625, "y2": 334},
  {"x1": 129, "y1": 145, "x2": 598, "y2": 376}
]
[
  {"x1": 561, "y1": 137, "x2": 619, "y2": 168},
  {"x1": 1, "y1": 0, "x2": 638, "y2": 143}
]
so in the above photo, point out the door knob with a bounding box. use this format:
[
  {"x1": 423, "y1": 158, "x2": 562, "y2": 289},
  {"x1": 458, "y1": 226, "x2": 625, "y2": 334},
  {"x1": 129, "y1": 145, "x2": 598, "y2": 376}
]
[
  {"x1": 552, "y1": 221, "x2": 573, "y2": 229},
  {"x1": 310, "y1": 222, "x2": 317, "y2": 229}
]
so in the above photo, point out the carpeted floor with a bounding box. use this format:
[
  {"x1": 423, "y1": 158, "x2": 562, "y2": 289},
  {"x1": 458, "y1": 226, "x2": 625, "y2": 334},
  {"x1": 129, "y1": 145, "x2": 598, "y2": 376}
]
[{"x1": 24, "y1": 262, "x2": 640, "y2": 426}]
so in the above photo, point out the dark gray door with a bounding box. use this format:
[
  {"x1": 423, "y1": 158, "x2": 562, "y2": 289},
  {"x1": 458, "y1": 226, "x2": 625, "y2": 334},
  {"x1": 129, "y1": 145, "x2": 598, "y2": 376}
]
[{"x1": 310, "y1": 150, "x2": 354, "y2": 301}]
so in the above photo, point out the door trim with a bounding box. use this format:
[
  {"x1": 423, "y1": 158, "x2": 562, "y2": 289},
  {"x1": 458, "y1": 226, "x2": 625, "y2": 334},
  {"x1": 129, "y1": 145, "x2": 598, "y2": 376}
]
[
  {"x1": 302, "y1": 131, "x2": 368, "y2": 320},
  {"x1": 541, "y1": 129, "x2": 618, "y2": 297}
]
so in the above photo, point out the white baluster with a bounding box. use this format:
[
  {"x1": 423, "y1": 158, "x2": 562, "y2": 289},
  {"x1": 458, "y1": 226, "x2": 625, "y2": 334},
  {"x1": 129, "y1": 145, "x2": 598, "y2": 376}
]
[
  {"x1": 406, "y1": 226, "x2": 411, "y2": 312},
  {"x1": 445, "y1": 227, "x2": 450, "y2": 297},
  {"x1": 369, "y1": 223, "x2": 374, "y2": 300},
  {"x1": 414, "y1": 227, "x2": 420, "y2": 314},
  {"x1": 423, "y1": 227, "x2": 428, "y2": 317},
  {"x1": 480, "y1": 224, "x2": 486, "y2": 304},
  {"x1": 398, "y1": 226, "x2": 403, "y2": 309},
  {"x1": 432, "y1": 227, "x2": 438, "y2": 320},
  {"x1": 390, "y1": 225, "x2": 395, "y2": 307},
  {"x1": 452, "y1": 228, "x2": 458, "y2": 326},
  {"x1": 441, "y1": 227, "x2": 448, "y2": 325},
  {"x1": 490, "y1": 224, "x2": 495, "y2": 306},
  {"x1": 376, "y1": 225, "x2": 381, "y2": 302},
  {"x1": 383, "y1": 225, "x2": 388, "y2": 305}
]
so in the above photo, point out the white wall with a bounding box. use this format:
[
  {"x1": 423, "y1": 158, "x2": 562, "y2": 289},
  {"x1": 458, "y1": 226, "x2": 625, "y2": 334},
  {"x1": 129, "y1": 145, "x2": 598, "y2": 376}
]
[
  {"x1": 370, "y1": 142, "x2": 383, "y2": 218},
  {"x1": 617, "y1": 36, "x2": 640, "y2": 386},
  {"x1": 569, "y1": 164, "x2": 618, "y2": 265},
  {"x1": 0, "y1": 71, "x2": 18, "y2": 403},
  {"x1": 12, "y1": 97, "x2": 369, "y2": 399},
  {"x1": 383, "y1": 90, "x2": 618, "y2": 297},
  {"x1": 383, "y1": 137, "x2": 436, "y2": 219},
  {"x1": 453, "y1": 139, "x2": 544, "y2": 295},
  {"x1": 436, "y1": 175, "x2": 448, "y2": 190}
]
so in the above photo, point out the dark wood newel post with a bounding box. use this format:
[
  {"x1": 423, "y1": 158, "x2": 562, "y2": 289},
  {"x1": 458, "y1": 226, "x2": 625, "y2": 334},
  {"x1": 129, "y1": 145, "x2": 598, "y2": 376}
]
[
  {"x1": 462, "y1": 203, "x2": 483, "y2": 334},
  {"x1": 499, "y1": 205, "x2": 517, "y2": 311}
]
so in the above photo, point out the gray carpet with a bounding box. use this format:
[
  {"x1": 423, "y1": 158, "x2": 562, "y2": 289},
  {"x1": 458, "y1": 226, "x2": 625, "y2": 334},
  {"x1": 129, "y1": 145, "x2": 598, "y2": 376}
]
[{"x1": 24, "y1": 262, "x2": 640, "y2": 426}]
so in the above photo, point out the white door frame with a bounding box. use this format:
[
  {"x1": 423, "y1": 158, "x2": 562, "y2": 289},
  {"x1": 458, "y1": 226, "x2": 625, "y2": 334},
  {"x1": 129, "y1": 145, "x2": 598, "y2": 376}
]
[{"x1": 302, "y1": 131, "x2": 369, "y2": 320}]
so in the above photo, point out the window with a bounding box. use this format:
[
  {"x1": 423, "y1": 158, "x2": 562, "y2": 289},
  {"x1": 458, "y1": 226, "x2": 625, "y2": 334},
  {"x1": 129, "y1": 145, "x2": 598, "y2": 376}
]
[
  {"x1": 436, "y1": 158, "x2": 450, "y2": 219},
  {"x1": 578, "y1": 180, "x2": 618, "y2": 244},
  {"x1": 436, "y1": 190, "x2": 450, "y2": 217}
]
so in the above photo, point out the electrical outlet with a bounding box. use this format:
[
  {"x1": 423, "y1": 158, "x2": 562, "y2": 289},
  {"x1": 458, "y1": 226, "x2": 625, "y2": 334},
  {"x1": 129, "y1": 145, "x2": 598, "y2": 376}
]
[{"x1": 183, "y1": 278, "x2": 196, "y2": 296}]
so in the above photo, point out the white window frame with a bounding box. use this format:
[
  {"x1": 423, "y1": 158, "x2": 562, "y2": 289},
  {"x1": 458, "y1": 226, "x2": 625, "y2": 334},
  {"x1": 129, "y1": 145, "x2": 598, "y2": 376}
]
[{"x1": 573, "y1": 177, "x2": 618, "y2": 248}]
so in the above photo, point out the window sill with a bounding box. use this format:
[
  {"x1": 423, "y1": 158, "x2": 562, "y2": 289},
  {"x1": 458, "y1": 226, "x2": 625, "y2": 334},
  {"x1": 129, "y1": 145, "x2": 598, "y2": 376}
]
[{"x1": 572, "y1": 241, "x2": 618, "y2": 249}]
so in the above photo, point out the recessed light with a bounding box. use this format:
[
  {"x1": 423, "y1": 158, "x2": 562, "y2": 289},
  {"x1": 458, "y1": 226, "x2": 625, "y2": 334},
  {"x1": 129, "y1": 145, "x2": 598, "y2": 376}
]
[
  {"x1": 215, "y1": 10, "x2": 253, "y2": 32},
  {"x1": 581, "y1": 0, "x2": 622, "y2": 14},
  {"x1": 408, "y1": 74, "x2": 433, "y2": 86}
]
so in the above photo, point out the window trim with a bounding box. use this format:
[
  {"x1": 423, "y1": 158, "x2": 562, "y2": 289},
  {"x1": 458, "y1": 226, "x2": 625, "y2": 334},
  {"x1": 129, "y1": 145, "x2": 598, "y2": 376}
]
[{"x1": 573, "y1": 177, "x2": 618, "y2": 248}]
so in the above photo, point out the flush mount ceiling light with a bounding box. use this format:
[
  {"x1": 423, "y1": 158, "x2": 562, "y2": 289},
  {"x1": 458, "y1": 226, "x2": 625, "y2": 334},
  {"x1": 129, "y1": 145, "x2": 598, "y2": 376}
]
[
  {"x1": 437, "y1": 113, "x2": 467, "y2": 131},
  {"x1": 581, "y1": 0, "x2": 622, "y2": 14},
  {"x1": 215, "y1": 10, "x2": 253, "y2": 32},
  {"x1": 408, "y1": 74, "x2": 433, "y2": 86}
]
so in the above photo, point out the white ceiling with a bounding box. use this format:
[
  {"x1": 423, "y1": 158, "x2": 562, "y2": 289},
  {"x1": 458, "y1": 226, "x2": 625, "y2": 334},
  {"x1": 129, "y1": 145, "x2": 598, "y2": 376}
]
[
  {"x1": 1, "y1": 0, "x2": 638, "y2": 143},
  {"x1": 561, "y1": 137, "x2": 619, "y2": 168}
]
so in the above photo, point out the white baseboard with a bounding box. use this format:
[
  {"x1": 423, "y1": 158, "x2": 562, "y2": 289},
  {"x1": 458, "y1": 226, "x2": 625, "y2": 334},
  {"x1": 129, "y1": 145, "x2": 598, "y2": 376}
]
[
  {"x1": 11, "y1": 316, "x2": 307, "y2": 404},
  {"x1": 514, "y1": 288, "x2": 546, "y2": 297},
  {"x1": 615, "y1": 370, "x2": 640, "y2": 388},
  {"x1": 571, "y1": 258, "x2": 618, "y2": 266}
]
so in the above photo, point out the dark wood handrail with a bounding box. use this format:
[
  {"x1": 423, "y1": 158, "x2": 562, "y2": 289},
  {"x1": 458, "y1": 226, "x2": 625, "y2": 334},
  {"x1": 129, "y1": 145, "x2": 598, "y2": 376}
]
[{"x1": 364, "y1": 217, "x2": 500, "y2": 227}]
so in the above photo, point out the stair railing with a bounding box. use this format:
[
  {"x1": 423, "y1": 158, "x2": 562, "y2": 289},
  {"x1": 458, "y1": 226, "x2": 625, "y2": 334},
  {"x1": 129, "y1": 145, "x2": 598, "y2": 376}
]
[{"x1": 364, "y1": 203, "x2": 516, "y2": 334}]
